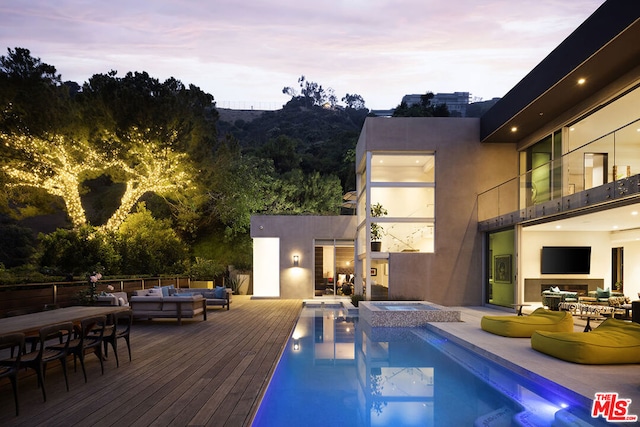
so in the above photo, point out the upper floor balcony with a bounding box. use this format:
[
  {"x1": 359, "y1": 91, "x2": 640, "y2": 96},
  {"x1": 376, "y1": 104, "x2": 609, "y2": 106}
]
[{"x1": 478, "y1": 118, "x2": 640, "y2": 231}]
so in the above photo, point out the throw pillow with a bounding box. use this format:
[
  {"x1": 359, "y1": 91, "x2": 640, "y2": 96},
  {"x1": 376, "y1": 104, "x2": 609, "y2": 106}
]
[
  {"x1": 214, "y1": 286, "x2": 226, "y2": 298},
  {"x1": 596, "y1": 287, "x2": 610, "y2": 299},
  {"x1": 148, "y1": 288, "x2": 163, "y2": 297},
  {"x1": 160, "y1": 285, "x2": 175, "y2": 297},
  {"x1": 551, "y1": 286, "x2": 561, "y2": 293}
]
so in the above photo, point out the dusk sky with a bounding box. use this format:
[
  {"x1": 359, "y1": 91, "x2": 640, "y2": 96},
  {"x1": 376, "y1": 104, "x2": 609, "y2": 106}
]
[{"x1": 1, "y1": 0, "x2": 605, "y2": 110}]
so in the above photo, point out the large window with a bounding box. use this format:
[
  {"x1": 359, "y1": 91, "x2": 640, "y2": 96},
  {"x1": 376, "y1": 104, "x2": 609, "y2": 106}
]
[{"x1": 368, "y1": 153, "x2": 435, "y2": 253}]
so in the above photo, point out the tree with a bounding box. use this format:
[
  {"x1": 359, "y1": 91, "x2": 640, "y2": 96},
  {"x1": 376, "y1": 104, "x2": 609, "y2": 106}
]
[
  {"x1": 0, "y1": 220, "x2": 36, "y2": 268},
  {"x1": 204, "y1": 136, "x2": 278, "y2": 236},
  {"x1": 257, "y1": 135, "x2": 302, "y2": 174},
  {"x1": 282, "y1": 75, "x2": 337, "y2": 108},
  {"x1": 0, "y1": 132, "x2": 118, "y2": 228},
  {"x1": 0, "y1": 47, "x2": 60, "y2": 85},
  {"x1": 38, "y1": 226, "x2": 120, "y2": 276},
  {"x1": 342, "y1": 93, "x2": 367, "y2": 110},
  {"x1": 116, "y1": 203, "x2": 189, "y2": 275},
  {"x1": 0, "y1": 47, "x2": 70, "y2": 135},
  {"x1": 1, "y1": 68, "x2": 217, "y2": 232},
  {"x1": 0, "y1": 128, "x2": 196, "y2": 231}
]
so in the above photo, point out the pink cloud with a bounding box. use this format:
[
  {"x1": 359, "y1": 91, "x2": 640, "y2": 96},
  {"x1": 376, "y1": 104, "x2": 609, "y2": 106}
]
[{"x1": 0, "y1": 0, "x2": 605, "y2": 109}]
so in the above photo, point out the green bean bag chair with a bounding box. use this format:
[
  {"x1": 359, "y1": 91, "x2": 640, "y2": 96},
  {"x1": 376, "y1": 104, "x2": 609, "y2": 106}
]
[
  {"x1": 481, "y1": 307, "x2": 573, "y2": 337},
  {"x1": 531, "y1": 318, "x2": 640, "y2": 364}
]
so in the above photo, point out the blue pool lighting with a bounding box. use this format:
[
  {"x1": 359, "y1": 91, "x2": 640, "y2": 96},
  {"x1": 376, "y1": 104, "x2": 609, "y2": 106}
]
[{"x1": 252, "y1": 305, "x2": 608, "y2": 426}]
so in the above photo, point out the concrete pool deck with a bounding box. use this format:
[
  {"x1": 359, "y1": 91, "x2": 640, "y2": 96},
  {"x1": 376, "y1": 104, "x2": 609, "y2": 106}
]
[{"x1": 429, "y1": 305, "x2": 640, "y2": 412}]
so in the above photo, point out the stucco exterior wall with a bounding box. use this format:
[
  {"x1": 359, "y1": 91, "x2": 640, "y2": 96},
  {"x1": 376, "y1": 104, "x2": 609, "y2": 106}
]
[
  {"x1": 357, "y1": 117, "x2": 518, "y2": 306},
  {"x1": 251, "y1": 215, "x2": 357, "y2": 299}
]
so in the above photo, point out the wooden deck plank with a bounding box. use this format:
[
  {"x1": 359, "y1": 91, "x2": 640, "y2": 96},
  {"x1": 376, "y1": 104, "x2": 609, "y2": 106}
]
[{"x1": 0, "y1": 297, "x2": 301, "y2": 427}]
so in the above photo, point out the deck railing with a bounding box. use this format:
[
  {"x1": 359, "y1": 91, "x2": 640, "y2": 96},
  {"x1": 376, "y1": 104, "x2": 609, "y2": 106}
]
[
  {"x1": 479, "y1": 119, "x2": 640, "y2": 223},
  {"x1": 0, "y1": 276, "x2": 192, "y2": 317}
]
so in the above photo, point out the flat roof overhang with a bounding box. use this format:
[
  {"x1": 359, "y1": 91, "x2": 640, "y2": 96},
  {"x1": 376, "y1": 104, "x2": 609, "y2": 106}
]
[{"x1": 480, "y1": 1, "x2": 640, "y2": 143}]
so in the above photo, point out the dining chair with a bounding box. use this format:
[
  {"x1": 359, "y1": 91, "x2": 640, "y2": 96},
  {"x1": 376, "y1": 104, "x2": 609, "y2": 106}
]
[
  {"x1": 101, "y1": 310, "x2": 133, "y2": 367},
  {"x1": 49, "y1": 315, "x2": 106, "y2": 383},
  {"x1": 0, "y1": 332, "x2": 25, "y2": 416},
  {"x1": 20, "y1": 322, "x2": 73, "y2": 402},
  {"x1": 5, "y1": 309, "x2": 39, "y2": 357}
]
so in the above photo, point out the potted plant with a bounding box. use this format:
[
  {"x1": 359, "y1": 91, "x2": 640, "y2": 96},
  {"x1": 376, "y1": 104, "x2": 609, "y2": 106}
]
[{"x1": 370, "y1": 202, "x2": 387, "y2": 251}]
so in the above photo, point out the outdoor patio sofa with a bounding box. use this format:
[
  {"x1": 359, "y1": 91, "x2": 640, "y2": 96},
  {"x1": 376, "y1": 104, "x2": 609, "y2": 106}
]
[
  {"x1": 531, "y1": 318, "x2": 640, "y2": 364},
  {"x1": 96, "y1": 291, "x2": 130, "y2": 307},
  {"x1": 172, "y1": 287, "x2": 232, "y2": 310},
  {"x1": 481, "y1": 307, "x2": 574, "y2": 338},
  {"x1": 129, "y1": 288, "x2": 207, "y2": 325}
]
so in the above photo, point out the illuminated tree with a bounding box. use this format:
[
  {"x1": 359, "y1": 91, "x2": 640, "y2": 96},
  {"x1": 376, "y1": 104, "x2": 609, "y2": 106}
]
[
  {"x1": 0, "y1": 129, "x2": 195, "y2": 231},
  {"x1": 0, "y1": 132, "x2": 114, "y2": 227},
  {"x1": 103, "y1": 131, "x2": 195, "y2": 231}
]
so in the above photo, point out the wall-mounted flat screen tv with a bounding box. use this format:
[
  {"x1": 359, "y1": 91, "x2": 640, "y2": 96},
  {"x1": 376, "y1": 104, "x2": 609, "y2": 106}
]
[{"x1": 541, "y1": 246, "x2": 591, "y2": 274}]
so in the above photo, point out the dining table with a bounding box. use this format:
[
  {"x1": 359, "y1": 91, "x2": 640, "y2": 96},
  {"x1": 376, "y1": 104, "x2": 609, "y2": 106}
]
[{"x1": 0, "y1": 305, "x2": 130, "y2": 336}]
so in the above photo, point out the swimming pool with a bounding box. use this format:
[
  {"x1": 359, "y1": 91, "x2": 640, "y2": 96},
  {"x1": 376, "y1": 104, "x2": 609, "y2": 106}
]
[{"x1": 251, "y1": 305, "x2": 607, "y2": 426}]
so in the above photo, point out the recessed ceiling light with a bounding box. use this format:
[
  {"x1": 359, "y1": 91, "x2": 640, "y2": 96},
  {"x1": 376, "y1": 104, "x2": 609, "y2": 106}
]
[
  {"x1": 612, "y1": 225, "x2": 619, "y2": 229},
  {"x1": 632, "y1": 211, "x2": 638, "y2": 216},
  {"x1": 570, "y1": 127, "x2": 575, "y2": 131},
  {"x1": 510, "y1": 126, "x2": 518, "y2": 132},
  {"x1": 578, "y1": 78, "x2": 586, "y2": 85},
  {"x1": 555, "y1": 225, "x2": 562, "y2": 229}
]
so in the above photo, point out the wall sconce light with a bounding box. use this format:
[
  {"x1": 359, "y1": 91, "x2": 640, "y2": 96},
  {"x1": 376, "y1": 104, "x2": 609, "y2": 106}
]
[
  {"x1": 293, "y1": 338, "x2": 300, "y2": 351},
  {"x1": 293, "y1": 255, "x2": 299, "y2": 267}
]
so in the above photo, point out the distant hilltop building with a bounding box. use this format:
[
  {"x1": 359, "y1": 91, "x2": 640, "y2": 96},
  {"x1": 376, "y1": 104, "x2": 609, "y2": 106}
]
[
  {"x1": 402, "y1": 92, "x2": 470, "y2": 117},
  {"x1": 398, "y1": 92, "x2": 500, "y2": 118}
]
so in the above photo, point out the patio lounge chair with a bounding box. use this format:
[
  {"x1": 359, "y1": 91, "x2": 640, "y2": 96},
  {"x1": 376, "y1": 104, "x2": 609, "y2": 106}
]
[
  {"x1": 481, "y1": 307, "x2": 573, "y2": 338},
  {"x1": 531, "y1": 318, "x2": 640, "y2": 364}
]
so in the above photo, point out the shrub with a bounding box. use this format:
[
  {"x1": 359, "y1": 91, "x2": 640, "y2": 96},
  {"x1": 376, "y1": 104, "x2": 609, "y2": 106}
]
[{"x1": 351, "y1": 294, "x2": 364, "y2": 307}]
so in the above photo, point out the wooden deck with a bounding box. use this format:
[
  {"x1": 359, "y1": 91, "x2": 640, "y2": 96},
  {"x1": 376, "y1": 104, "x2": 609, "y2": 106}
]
[{"x1": 0, "y1": 296, "x2": 301, "y2": 427}]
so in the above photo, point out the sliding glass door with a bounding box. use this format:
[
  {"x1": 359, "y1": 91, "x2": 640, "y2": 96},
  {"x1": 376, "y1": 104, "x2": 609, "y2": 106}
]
[{"x1": 314, "y1": 240, "x2": 355, "y2": 297}]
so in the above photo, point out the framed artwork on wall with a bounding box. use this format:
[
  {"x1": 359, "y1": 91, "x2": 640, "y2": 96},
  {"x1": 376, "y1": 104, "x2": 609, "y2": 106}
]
[{"x1": 494, "y1": 255, "x2": 512, "y2": 283}]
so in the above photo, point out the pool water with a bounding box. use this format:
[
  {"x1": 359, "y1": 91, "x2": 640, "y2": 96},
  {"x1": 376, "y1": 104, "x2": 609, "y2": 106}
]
[{"x1": 251, "y1": 306, "x2": 605, "y2": 426}]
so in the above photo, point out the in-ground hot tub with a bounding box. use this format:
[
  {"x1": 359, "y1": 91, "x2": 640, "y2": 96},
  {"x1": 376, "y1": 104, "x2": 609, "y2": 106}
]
[{"x1": 359, "y1": 301, "x2": 460, "y2": 327}]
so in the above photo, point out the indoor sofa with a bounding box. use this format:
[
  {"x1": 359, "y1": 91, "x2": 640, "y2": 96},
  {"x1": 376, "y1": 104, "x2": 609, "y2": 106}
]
[
  {"x1": 541, "y1": 287, "x2": 578, "y2": 310},
  {"x1": 531, "y1": 318, "x2": 640, "y2": 364},
  {"x1": 130, "y1": 289, "x2": 207, "y2": 325},
  {"x1": 480, "y1": 307, "x2": 574, "y2": 338}
]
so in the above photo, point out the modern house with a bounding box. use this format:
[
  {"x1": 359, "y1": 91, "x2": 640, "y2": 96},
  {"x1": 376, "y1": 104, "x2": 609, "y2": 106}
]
[{"x1": 251, "y1": 0, "x2": 640, "y2": 308}]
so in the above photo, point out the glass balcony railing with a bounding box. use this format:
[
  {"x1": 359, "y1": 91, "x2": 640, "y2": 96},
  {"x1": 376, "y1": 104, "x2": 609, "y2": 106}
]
[{"x1": 478, "y1": 119, "x2": 640, "y2": 223}]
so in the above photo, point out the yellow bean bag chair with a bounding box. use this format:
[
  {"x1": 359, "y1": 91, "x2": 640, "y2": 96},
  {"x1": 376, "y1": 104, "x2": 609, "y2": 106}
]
[
  {"x1": 531, "y1": 318, "x2": 640, "y2": 364},
  {"x1": 481, "y1": 307, "x2": 573, "y2": 337}
]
